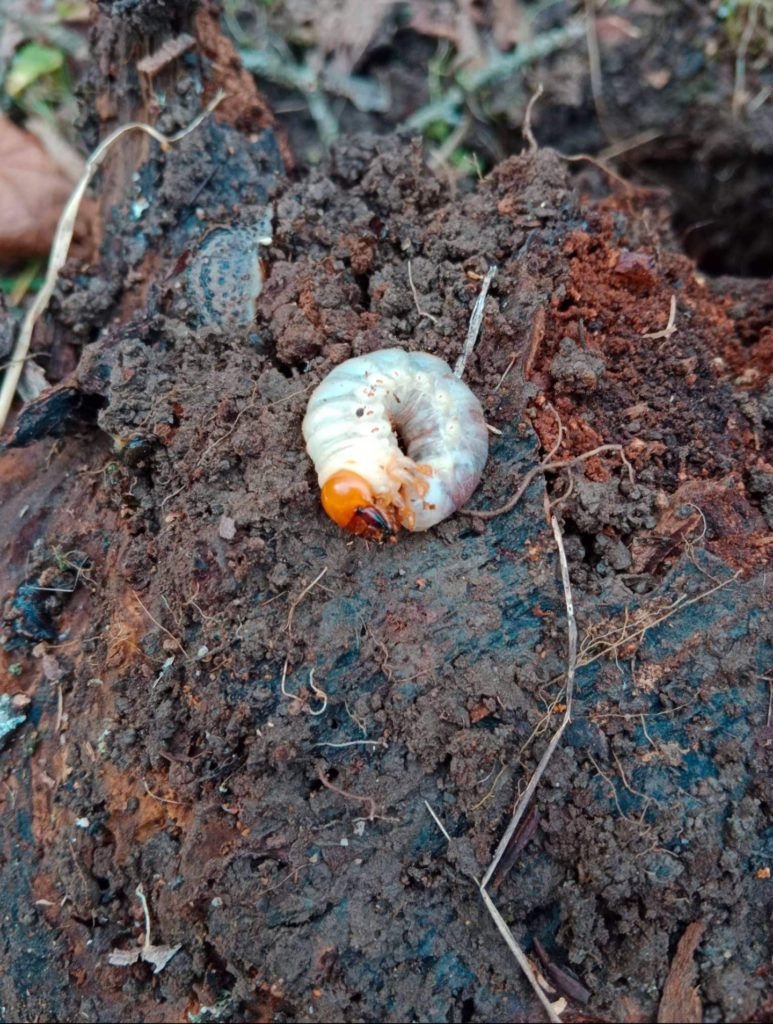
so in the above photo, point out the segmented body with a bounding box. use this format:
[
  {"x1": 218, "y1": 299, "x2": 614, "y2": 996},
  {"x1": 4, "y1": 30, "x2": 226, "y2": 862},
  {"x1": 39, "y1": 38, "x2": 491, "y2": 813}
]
[{"x1": 303, "y1": 348, "x2": 488, "y2": 537}]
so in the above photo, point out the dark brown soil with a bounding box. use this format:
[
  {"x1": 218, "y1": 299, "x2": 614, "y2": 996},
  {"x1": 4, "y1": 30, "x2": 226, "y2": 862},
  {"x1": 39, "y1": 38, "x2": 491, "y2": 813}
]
[{"x1": 0, "y1": 4, "x2": 771, "y2": 1023}]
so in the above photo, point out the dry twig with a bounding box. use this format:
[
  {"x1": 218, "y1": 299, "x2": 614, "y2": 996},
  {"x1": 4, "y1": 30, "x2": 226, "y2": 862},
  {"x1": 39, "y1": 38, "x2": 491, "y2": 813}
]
[
  {"x1": 454, "y1": 264, "x2": 498, "y2": 378},
  {"x1": 642, "y1": 295, "x2": 678, "y2": 341}
]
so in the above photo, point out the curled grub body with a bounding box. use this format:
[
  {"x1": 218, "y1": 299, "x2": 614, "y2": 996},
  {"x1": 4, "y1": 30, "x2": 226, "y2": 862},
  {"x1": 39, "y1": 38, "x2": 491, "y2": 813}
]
[{"x1": 303, "y1": 348, "x2": 488, "y2": 539}]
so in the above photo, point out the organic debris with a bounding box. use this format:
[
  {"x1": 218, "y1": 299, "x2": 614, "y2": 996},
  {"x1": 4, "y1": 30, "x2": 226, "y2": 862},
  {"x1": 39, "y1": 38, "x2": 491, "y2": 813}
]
[{"x1": 107, "y1": 885, "x2": 181, "y2": 976}]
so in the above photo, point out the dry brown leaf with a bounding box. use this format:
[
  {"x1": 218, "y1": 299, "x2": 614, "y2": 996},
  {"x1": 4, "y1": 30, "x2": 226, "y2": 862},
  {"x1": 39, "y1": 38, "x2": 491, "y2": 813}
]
[
  {"x1": 108, "y1": 941, "x2": 181, "y2": 974},
  {"x1": 0, "y1": 115, "x2": 73, "y2": 263}
]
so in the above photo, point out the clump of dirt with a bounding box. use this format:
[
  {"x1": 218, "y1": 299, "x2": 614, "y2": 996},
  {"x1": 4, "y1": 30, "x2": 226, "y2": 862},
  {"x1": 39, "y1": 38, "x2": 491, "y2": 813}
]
[{"x1": 0, "y1": 96, "x2": 771, "y2": 1024}]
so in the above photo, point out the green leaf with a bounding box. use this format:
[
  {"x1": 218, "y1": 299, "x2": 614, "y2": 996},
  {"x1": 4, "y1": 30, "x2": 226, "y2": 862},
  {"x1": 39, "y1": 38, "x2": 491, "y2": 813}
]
[{"x1": 6, "y1": 43, "x2": 65, "y2": 98}]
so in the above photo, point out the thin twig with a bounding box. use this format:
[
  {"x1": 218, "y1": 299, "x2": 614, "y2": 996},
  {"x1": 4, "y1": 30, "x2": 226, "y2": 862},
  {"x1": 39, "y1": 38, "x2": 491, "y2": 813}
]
[
  {"x1": 523, "y1": 306, "x2": 547, "y2": 381},
  {"x1": 407, "y1": 260, "x2": 439, "y2": 325},
  {"x1": 454, "y1": 265, "x2": 497, "y2": 378},
  {"x1": 424, "y1": 799, "x2": 561, "y2": 1023},
  {"x1": 425, "y1": 518, "x2": 578, "y2": 1022},
  {"x1": 0, "y1": 92, "x2": 224, "y2": 434},
  {"x1": 558, "y1": 151, "x2": 654, "y2": 196}
]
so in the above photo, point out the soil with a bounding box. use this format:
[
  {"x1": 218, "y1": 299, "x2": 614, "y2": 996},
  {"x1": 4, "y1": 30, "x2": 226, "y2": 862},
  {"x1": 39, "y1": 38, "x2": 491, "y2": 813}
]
[{"x1": 0, "y1": 3, "x2": 771, "y2": 1023}]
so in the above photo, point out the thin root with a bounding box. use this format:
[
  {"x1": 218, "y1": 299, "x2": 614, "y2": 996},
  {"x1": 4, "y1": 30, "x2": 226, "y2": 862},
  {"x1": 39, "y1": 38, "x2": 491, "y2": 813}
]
[
  {"x1": 280, "y1": 657, "x2": 328, "y2": 716},
  {"x1": 464, "y1": 443, "x2": 633, "y2": 520}
]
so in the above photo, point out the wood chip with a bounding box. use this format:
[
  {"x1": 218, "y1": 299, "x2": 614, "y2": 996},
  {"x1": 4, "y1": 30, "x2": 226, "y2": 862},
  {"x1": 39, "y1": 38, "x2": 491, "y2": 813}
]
[
  {"x1": 137, "y1": 34, "x2": 195, "y2": 76},
  {"x1": 657, "y1": 920, "x2": 704, "y2": 1023}
]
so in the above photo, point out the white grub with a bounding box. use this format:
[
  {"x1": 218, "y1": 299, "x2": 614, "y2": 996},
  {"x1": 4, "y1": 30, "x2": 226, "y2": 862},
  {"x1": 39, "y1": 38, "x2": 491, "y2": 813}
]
[{"x1": 303, "y1": 348, "x2": 488, "y2": 538}]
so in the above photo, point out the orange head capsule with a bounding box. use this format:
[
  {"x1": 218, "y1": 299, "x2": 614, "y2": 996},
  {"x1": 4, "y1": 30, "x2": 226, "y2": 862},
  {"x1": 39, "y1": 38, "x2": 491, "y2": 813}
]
[{"x1": 320, "y1": 471, "x2": 396, "y2": 541}]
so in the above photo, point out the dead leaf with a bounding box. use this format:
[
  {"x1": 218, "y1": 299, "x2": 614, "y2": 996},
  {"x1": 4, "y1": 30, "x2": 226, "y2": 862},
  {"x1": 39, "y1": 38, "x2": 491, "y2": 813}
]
[
  {"x1": 0, "y1": 115, "x2": 73, "y2": 263},
  {"x1": 657, "y1": 920, "x2": 704, "y2": 1023},
  {"x1": 142, "y1": 942, "x2": 182, "y2": 974},
  {"x1": 107, "y1": 948, "x2": 142, "y2": 968},
  {"x1": 108, "y1": 941, "x2": 181, "y2": 974}
]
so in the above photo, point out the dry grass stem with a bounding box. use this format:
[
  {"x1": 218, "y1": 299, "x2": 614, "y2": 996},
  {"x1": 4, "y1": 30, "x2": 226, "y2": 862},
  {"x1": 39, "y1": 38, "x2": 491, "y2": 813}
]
[
  {"x1": 584, "y1": 0, "x2": 608, "y2": 128},
  {"x1": 481, "y1": 515, "x2": 577, "y2": 889},
  {"x1": 479, "y1": 884, "x2": 563, "y2": 1023},
  {"x1": 424, "y1": 799, "x2": 452, "y2": 842},
  {"x1": 733, "y1": 0, "x2": 761, "y2": 115},
  {"x1": 0, "y1": 92, "x2": 223, "y2": 434},
  {"x1": 426, "y1": 517, "x2": 578, "y2": 1023}
]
